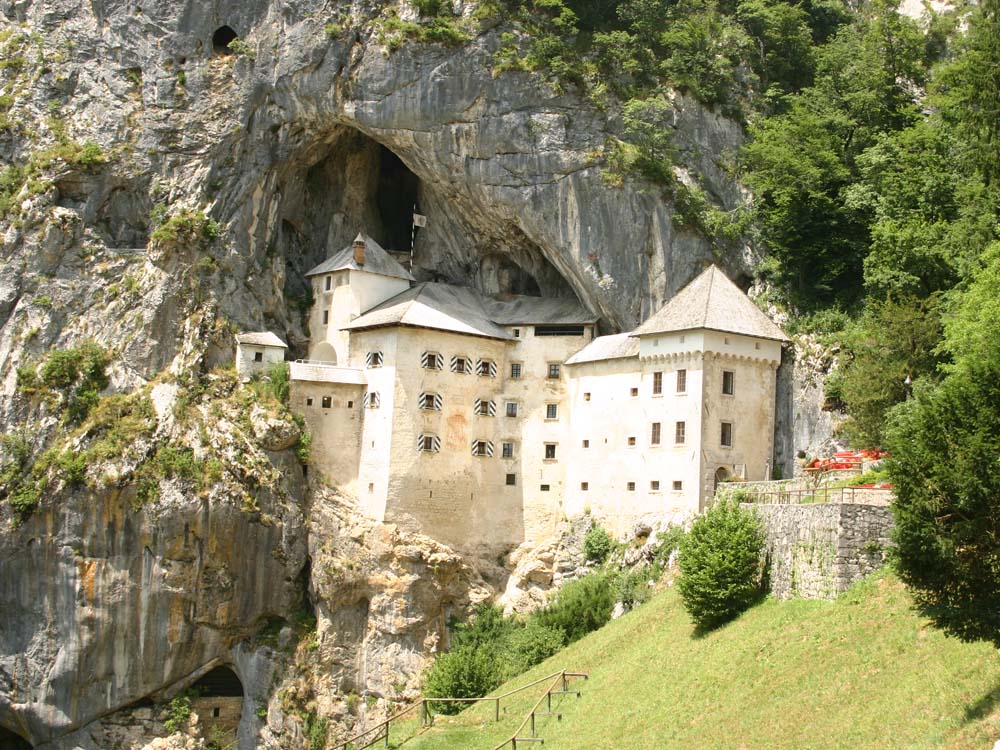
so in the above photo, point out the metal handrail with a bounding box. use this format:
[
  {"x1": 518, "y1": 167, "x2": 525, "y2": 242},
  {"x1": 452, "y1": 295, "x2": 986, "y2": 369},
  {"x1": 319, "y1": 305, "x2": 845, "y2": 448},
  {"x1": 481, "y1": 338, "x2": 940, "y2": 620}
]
[{"x1": 330, "y1": 670, "x2": 586, "y2": 750}]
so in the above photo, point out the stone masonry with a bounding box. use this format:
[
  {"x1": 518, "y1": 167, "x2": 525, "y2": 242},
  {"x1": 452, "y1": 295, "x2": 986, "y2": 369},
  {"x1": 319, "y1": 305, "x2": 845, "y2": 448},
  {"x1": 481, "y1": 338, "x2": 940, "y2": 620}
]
[{"x1": 747, "y1": 503, "x2": 894, "y2": 600}]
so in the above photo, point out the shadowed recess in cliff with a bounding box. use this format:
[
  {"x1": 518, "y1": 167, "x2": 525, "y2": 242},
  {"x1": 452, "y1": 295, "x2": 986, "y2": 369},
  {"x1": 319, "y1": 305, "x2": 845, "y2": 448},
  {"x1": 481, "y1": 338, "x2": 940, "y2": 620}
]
[
  {"x1": 191, "y1": 666, "x2": 244, "y2": 697},
  {"x1": 0, "y1": 726, "x2": 31, "y2": 750}
]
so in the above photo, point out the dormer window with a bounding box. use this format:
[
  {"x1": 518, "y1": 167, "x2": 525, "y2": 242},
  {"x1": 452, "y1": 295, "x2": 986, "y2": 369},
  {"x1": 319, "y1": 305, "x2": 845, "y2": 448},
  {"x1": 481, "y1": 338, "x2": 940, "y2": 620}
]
[{"x1": 366, "y1": 351, "x2": 383, "y2": 368}]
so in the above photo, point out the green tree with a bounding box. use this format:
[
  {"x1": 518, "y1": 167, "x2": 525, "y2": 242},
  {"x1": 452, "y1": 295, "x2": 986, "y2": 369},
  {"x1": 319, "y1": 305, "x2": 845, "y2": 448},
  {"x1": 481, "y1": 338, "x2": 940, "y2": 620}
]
[{"x1": 677, "y1": 501, "x2": 765, "y2": 630}]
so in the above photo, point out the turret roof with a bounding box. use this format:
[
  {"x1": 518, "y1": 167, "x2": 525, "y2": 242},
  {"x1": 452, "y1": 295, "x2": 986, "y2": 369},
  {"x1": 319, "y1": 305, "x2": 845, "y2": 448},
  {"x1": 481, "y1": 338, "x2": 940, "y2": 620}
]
[{"x1": 305, "y1": 233, "x2": 415, "y2": 282}]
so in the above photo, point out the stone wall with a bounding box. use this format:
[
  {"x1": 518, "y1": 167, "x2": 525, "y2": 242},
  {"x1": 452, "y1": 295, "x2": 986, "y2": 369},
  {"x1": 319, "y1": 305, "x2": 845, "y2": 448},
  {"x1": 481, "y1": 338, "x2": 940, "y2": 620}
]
[{"x1": 747, "y1": 503, "x2": 894, "y2": 600}]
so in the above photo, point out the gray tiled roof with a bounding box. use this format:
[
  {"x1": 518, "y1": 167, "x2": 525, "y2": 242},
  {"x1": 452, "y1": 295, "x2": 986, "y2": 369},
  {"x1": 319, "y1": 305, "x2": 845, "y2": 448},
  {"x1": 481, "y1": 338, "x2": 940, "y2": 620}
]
[
  {"x1": 305, "y1": 233, "x2": 415, "y2": 282},
  {"x1": 236, "y1": 331, "x2": 287, "y2": 348},
  {"x1": 343, "y1": 282, "x2": 596, "y2": 340},
  {"x1": 343, "y1": 283, "x2": 516, "y2": 340},
  {"x1": 565, "y1": 333, "x2": 640, "y2": 365},
  {"x1": 632, "y1": 265, "x2": 788, "y2": 341}
]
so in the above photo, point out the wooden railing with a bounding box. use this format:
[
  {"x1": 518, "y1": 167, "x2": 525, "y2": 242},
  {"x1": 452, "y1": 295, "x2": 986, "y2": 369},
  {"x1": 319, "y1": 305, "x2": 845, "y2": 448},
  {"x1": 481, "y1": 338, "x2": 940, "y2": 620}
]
[
  {"x1": 330, "y1": 670, "x2": 588, "y2": 750},
  {"x1": 736, "y1": 485, "x2": 894, "y2": 505},
  {"x1": 492, "y1": 671, "x2": 588, "y2": 750}
]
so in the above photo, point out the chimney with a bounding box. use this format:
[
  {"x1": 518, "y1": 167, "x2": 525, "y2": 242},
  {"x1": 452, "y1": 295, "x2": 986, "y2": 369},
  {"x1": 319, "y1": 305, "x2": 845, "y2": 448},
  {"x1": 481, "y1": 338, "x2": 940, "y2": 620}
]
[{"x1": 353, "y1": 233, "x2": 366, "y2": 266}]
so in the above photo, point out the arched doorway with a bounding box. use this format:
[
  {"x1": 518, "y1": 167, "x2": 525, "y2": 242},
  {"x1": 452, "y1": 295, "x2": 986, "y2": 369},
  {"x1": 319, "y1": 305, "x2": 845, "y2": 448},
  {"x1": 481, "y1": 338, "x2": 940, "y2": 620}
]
[
  {"x1": 189, "y1": 666, "x2": 244, "y2": 746},
  {"x1": 714, "y1": 467, "x2": 730, "y2": 495}
]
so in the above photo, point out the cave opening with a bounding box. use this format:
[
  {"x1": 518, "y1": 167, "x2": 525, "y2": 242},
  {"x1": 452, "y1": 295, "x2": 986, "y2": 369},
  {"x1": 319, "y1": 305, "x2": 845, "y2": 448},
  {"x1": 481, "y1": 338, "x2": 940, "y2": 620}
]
[
  {"x1": 191, "y1": 666, "x2": 244, "y2": 697},
  {"x1": 376, "y1": 145, "x2": 420, "y2": 253},
  {"x1": 212, "y1": 26, "x2": 238, "y2": 54},
  {"x1": 0, "y1": 726, "x2": 31, "y2": 750}
]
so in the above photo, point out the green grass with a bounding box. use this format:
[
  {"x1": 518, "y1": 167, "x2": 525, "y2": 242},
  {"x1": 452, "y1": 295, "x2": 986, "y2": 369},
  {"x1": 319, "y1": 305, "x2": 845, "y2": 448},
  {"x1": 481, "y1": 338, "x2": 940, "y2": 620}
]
[{"x1": 389, "y1": 572, "x2": 1000, "y2": 750}]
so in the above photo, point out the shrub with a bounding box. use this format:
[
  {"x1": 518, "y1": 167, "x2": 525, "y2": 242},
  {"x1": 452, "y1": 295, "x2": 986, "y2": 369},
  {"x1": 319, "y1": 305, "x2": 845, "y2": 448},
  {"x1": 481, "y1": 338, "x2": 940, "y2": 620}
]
[
  {"x1": 424, "y1": 644, "x2": 502, "y2": 713},
  {"x1": 678, "y1": 501, "x2": 766, "y2": 630},
  {"x1": 536, "y1": 573, "x2": 615, "y2": 643},
  {"x1": 500, "y1": 620, "x2": 566, "y2": 676},
  {"x1": 583, "y1": 523, "x2": 614, "y2": 563},
  {"x1": 163, "y1": 691, "x2": 194, "y2": 733}
]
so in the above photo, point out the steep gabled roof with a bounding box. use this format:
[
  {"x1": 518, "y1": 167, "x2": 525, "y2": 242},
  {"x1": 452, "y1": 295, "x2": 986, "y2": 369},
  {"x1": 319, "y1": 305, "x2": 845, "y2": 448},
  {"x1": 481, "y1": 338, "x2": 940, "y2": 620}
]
[
  {"x1": 236, "y1": 331, "x2": 287, "y2": 348},
  {"x1": 483, "y1": 295, "x2": 598, "y2": 325},
  {"x1": 632, "y1": 265, "x2": 788, "y2": 342},
  {"x1": 305, "y1": 233, "x2": 415, "y2": 282},
  {"x1": 343, "y1": 283, "x2": 516, "y2": 341},
  {"x1": 565, "y1": 333, "x2": 639, "y2": 365}
]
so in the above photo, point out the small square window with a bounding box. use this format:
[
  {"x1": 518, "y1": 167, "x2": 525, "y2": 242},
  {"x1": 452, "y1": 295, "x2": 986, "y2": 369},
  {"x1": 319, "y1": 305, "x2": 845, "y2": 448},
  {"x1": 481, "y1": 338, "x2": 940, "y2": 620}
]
[
  {"x1": 321, "y1": 396, "x2": 332, "y2": 409},
  {"x1": 650, "y1": 480, "x2": 660, "y2": 491},
  {"x1": 253, "y1": 351, "x2": 263, "y2": 362},
  {"x1": 368, "y1": 482, "x2": 374, "y2": 493},
  {"x1": 367, "y1": 351, "x2": 384, "y2": 368},
  {"x1": 322, "y1": 310, "x2": 330, "y2": 325},
  {"x1": 627, "y1": 481, "x2": 636, "y2": 491},
  {"x1": 675, "y1": 421, "x2": 686, "y2": 444},
  {"x1": 755, "y1": 342, "x2": 761, "y2": 350},
  {"x1": 581, "y1": 482, "x2": 589, "y2": 491},
  {"x1": 584, "y1": 392, "x2": 591, "y2": 401},
  {"x1": 652, "y1": 371, "x2": 663, "y2": 395},
  {"x1": 673, "y1": 480, "x2": 683, "y2": 491},
  {"x1": 514, "y1": 328, "x2": 521, "y2": 338},
  {"x1": 213, "y1": 707, "x2": 221, "y2": 718},
  {"x1": 540, "y1": 484, "x2": 550, "y2": 491},
  {"x1": 506, "y1": 402, "x2": 518, "y2": 418},
  {"x1": 347, "y1": 400, "x2": 354, "y2": 408},
  {"x1": 477, "y1": 359, "x2": 496, "y2": 377},
  {"x1": 722, "y1": 370, "x2": 735, "y2": 396},
  {"x1": 627, "y1": 436, "x2": 636, "y2": 447},
  {"x1": 676, "y1": 369, "x2": 687, "y2": 393},
  {"x1": 473, "y1": 440, "x2": 492, "y2": 457},
  {"x1": 724, "y1": 337, "x2": 731, "y2": 345},
  {"x1": 306, "y1": 397, "x2": 313, "y2": 406},
  {"x1": 582, "y1": 439, "x2": 589, "y2": 448},
  {"x1": 511, "y1": 363, "x2": 522, "y2": 379},
  {"x1": 721, "y1": 421, "x2": 733, "y2": 447},
  {"x1": 679, "y1": 335, "x2": 685, "y2": 343},
  {"x1": 544, "y1": 443, "x2": 557, "y2": 460},
  {"x1": 547, "y1": 363, "x2": 561, "y2": 379},
  {"x1": 651, "y1": 422, "x2": 661, "y2": 445},
  {"x1": 502, "y1": 442, "x2": 515, "y2": 458},
  {"x1": 506, "y1": 473, "x2": 517, "y2": 486},
  {"x1": 423, "y1": 352, "x2": 442, "y2": 370},
  {"x1": 453, "y1": 357, "x2": 469, "y2": 374},
  {"x1": 630, "y1": 387, "x2": 639, "y2": 397},
  {"x1": 546, "y1": 403, "x2": 558, "y2": 420}
]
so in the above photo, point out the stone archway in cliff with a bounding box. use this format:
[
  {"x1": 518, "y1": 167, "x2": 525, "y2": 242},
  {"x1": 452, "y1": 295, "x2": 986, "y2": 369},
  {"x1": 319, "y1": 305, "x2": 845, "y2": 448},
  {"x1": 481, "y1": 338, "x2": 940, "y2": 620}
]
[
  {"x1": 212, "y1": 26, "x2": 238, "y2": 54},
  {"x1": 0, "y1": 726, "x2": 32, "y2": 750},
  {"x1": 189, "y1": 666, "x2": 244, "y2": 745}
]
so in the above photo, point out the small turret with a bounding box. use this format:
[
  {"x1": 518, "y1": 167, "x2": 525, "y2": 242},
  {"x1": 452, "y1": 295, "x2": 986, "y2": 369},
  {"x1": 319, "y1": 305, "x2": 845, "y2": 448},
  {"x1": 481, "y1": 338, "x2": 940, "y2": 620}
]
[{"x1": 353, "y1": 233, "x2": 366, "y2": 266}]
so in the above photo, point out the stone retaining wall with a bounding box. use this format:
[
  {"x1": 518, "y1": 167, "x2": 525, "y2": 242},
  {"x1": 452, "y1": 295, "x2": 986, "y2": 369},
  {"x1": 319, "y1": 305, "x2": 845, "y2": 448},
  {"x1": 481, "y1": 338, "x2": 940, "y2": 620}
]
[{"x1": 746, "y1": 503, "x2": 894, "y2": 600}]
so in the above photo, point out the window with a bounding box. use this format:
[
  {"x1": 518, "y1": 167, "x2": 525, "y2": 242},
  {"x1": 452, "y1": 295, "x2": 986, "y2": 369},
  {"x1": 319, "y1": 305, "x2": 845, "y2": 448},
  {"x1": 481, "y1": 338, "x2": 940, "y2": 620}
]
[
  {"x1": 472, "y1": 440, "x2": 494, "y2": 457},
  {"x1": 475, "y1": 398, "x2": 497, "y2": 417},
  {"x1": 325, "y1": 275, "x2": 332, "y2": 291},
  {"x1": 535, "y1": 325, "x2": 586, "y2": 336},
  {"x1": 366, "y1": 351, "x2": 383, "y2": 368},
  {"x1": 679, "y1": 335, "x2": 685, "y2": 343},
  {"x1": 544, "y1": 443, "x2": 557, "y2": 460},
  {"x1": 627, "y1": 481, "x2": 636, "y2": 491},
  {"x1": 417, "y1": 434, "x2": 441, "y2": 452},
  {"x1": 514, "y1": 328, "x2": 521, "y2": 338},
  {"x1": 477, "y1": 358, "x2": 497, "y2": 377},
  {"x1": 650, "y1": 480, "x2": 660, "y2": 491},
  {"x1": 540, "y1": 484, "x2": 550, "y2": 491},
  {"x1": 546, "y1": 403, "x2": 558, "y2": 420},
  {"x1": 510, "y1": 363, "x2": 522, "y2": 379},
  {"x1": 581, "y1": 482, "x2": 589, "y2": 491},
  {"x1": 364, "y1": 391, "x2": 380, "y2": 409},
  {"x1": 673, "y1": 480, "x2": 683, "y2": 491},
  {"x1": 630, "y1": 387, "x2": 639, "y2": 397},
  {"x1": 627, "y1": 436, "x2": 636, "y2": 447},
  {"x1": 321, "y1": 396, "x2": 331, "y2": 409},
  {"x1": 721, "y1": 421, "x2": 733, "y2": 447},
  {"x1": 547, "y1": 363, "x2": 561, "y2": 379},
  {"x1": 724, "y1": 337, "x2": 731, "y2": 345},
  {"x1": 755, "y1": 342, "x2": 761, "y2": 350},
  {"x1": 675, "y1": 421, "x2": 686, "y2": 444},
  {"x1": 584, "y1": 392, "x2": 591, "y2": 401},
  {"x1": 722, "y1": 370, "x2": 735, "y2": 395},
  {"x1": 213, "y1": 707, "x2": 221, "y2": 718},
  {"x1": 506, "y1": 473, "x2": 517, "y2": 486},
  {"x1": 253, "y1": 351, "x2": 263, "y2": 362},
  {"x1": 347, "y1": 400, "x2": 354, "y2": 409},
  {"x1": 651, "y1": 422, "x2": 661, "y2": 445},
  {"x1": 306, "y1": 397, "x2": 313, "y2": 406},
  {"x1": 676, "y1": 369, "x2": 687, "y2": 393},
  {"x1": 502, "y1": 442, "x2": 515, "y2": 458},
  {"x1": 322, "y1": 310, "x2": 329, "y2": 325},
  {"x1": 419, "y1": 392, "x2": 442, "y2": 411},
  {"x1": 368, "y1": 482, "x2": 374, "y2": 493},
  {"x1": 451, "y1": 356, "x2": 470, "y2": 374},
  {"x1": 652, "y1": 371, "x2": 663, "y2": 395},
  {"x1": 505, "y1": 401, "x2": 519, "y2": 418},
  {"x1": 421, "y1": 352, "x2": 442, "y2": 370},
  {"x1": 582, "y1": 439, "x2": 589, "y2": 448}
]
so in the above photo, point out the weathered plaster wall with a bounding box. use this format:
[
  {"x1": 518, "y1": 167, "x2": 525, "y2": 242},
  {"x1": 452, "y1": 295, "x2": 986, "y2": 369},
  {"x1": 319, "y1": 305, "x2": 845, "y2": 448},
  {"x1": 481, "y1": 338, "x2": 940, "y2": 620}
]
[
  {"x1": 236, "y1": 343, "x2": 285, "y2": 378},
  {"x1": 749, "y1": 503, "x2": 894, "y2": 600}
]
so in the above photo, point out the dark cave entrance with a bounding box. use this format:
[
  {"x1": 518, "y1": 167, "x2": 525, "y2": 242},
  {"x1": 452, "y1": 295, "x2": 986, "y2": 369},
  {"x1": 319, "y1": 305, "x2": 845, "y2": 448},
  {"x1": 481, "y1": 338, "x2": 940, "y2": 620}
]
[
  {"x1": 192, "y1": 666, "x2": 244, "y2": 697},
  {"x1": 212, "y1": 25, "x2": 239, "y2": 54},
  {"x1": 0, "y1": 727, "x2": 31, "y2": 750},
  {"x1": 376, "y1": 145, "x2": 420, "y2": 253}
]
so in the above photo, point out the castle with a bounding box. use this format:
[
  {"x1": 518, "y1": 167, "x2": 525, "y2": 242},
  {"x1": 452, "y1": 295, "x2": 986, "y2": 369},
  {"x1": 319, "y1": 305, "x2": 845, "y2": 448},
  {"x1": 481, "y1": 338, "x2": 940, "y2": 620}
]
[{"x1": 236, "y1": 234, "x2": 788, "y2": 554}]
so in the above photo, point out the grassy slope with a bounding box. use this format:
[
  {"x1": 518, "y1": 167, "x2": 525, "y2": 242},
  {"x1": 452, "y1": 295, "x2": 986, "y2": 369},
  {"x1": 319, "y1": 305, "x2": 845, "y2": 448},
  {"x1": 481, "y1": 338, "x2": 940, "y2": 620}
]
[{"x1": 389, "y1": 572, "x2": 1000, "y2": 750}]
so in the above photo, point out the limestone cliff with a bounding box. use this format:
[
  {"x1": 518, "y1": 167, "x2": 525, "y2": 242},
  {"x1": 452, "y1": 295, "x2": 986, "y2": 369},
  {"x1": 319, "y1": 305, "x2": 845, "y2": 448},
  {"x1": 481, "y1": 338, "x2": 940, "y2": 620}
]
[{"x1": 0, "y1": 0, "x2": 804, "y2": 747}]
